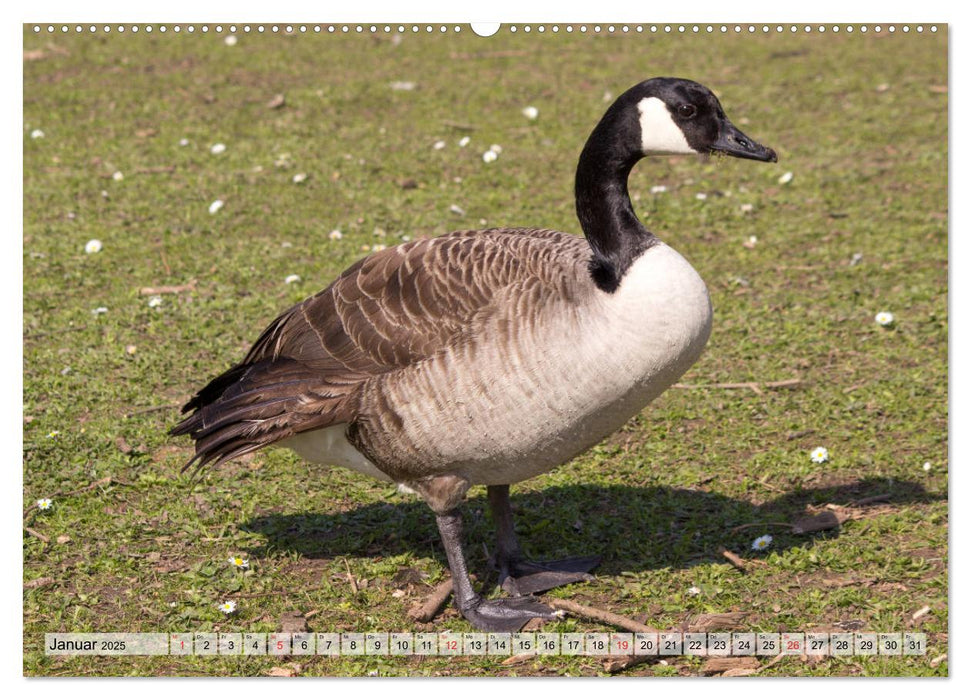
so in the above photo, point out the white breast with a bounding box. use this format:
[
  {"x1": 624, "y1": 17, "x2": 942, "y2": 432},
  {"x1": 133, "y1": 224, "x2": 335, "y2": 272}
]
[{"x1": 372, "y1": 242, "x2": 712, "y2": 485}]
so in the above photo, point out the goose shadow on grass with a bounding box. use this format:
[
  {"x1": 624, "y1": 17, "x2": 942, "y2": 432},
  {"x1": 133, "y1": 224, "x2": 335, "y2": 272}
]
[{"x1": 241, "y1": 478, "x2": 943, "y2": 582}]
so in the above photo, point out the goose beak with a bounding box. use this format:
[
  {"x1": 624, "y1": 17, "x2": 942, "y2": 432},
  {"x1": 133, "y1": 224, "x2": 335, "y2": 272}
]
[{"x1": 710, "y1": 119, "x2": 777, "y2": 162}]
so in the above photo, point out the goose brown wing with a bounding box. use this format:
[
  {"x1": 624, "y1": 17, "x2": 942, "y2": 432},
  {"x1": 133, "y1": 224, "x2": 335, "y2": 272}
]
[{"x1": 172, "y1": 228, "x2": 589, "y2": 469}]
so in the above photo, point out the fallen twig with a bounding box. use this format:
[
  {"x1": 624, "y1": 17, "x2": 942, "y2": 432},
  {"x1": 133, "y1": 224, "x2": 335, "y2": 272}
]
[
  {"x1": 719, "y1": 548, "x2": 748, "y2": 573},
  {"x1": 138, "y1": 280, "x2": 197, "y2": 296},
  {"x1": 548, "y1": 598, "x2": 659, "y2": 634},
  {"x1": 603, "y1": 654, "x2": 654, "y2": 673},
  {"x1": 673, "y1": 378, "x2": 802, "y2": 394},
  {"x1": 849, "y1": 493, "x2": 892, "y2": 507},
  {"x1": 500, "y1": 652, "x2": 536, "y2": 665},
  {"x1": 24, "y1": 526, "x2": 50, "y2": 543},
  {"x1": 911, "y1": 605, "x2": 931, "y2": 621},
  {"x1": 729, "y1": 521, "x2": 792, "y2": 535},
  {"x1": 343, "y1": 558, "x2": 359, "y2": 594},
  {"x1": 226, "y1": 586, "x2": 327, "y2": 600},
  {"x1": 441, "y1": 120, "x2": 477, "y2": 131},
  {"x1": 23, "y1": 325, "x2": 88, "y2": 341},
  {"x1": 408, "y1": 578, "x2": 454, "y2": 622},
  {"x1": 702, "y1": 656, "x2": 761, "y2": 676},
  {"x1": 759, "y1": 651, "x2": 787, "y2": 672},
  {"x1": 124, "y1": 403, "x2": 180, "y2": 419},
  {"x1": 136, "y1": 165, "x2": 177, "y2": 174}
]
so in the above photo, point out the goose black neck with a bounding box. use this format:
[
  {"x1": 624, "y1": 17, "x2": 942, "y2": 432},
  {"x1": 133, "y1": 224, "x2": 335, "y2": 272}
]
[{"x1": 575, "y1": 107, "x2": 656, "y2": 293}]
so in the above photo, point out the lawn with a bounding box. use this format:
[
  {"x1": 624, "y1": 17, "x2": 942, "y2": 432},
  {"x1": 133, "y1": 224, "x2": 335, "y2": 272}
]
[{"x1": 22, "y1": 23, "x2": 947, "y2": 677}]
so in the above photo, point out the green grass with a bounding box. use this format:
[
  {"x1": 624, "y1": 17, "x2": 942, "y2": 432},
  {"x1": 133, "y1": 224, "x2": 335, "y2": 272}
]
[{"x1": 23, "y1": 25, "x2": 947, "y2": 677}]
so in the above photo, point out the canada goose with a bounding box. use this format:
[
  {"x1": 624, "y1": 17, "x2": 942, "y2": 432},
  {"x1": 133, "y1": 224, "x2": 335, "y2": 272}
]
[{"x1": 173, "y1": 77, "x2": 776, "y2": 632}]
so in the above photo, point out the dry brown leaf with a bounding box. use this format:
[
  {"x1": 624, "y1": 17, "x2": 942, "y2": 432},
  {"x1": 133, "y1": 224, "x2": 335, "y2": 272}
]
[
  {"x1": 792, "y1": 510, "x2": 843, "y2": 534},
  {"x1": 266, "y1": 666, "x2": 295, "y2": 677},
  {"x1": 279, "y1": 611, "x2": 309, "y2": 633},
  {"x1": 24, "y1": 576, "x2": 54, "y2": 589},
  {"x1": 687, "y1": 612, "x2": 748, "y2": 632}
]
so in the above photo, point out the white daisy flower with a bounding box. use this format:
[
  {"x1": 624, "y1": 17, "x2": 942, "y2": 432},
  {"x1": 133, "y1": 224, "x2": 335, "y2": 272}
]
[
  {"x1": 875, "y1": 311, "x2": 894, "y2": 326},
  {"x1": 224, "y1": 34, "x2": 238, "y2": 46},
  {"x1": 37, "y1": 498, "x2": 53, "y2": 510},
  {"x1": 810, "y1": 446, "x2": 829, "y2": 463},
  {"x1": 489, "y1": 144, "x2": 503, "y2": 154},
  {"x1": 227, "y1": 556, "x2": 249, "y2": 569},
  {"x1": 482, "y1": 150, "x2": 498, "y2": 164},
  {"x1": 687, "y1": 585, "x2": 701, "y2": 596},
  {"x1": 449, "y1": 204, "x2": 466, "y2": 216},
  {"x1": 178, "y1": 138, "x2": 190, "y2": 147},
  {"x1": 31, "y1": 129, "x2": 45, "y2": 139},
  {"x1": 292, "y1": 173, "x2": 308, "y2": 184},
  {"x1": 740, "y1": 203, "x2": 754, "y2": 213},
  {"x1": 751, "y1": 534, "x2": 773, "y2": 551},
  {"x1": 46, "y1": 431, "x2": 60, "y2": 439},
  {"x1": 743, "y1": 235, "x2": 758, "y2": 249},
  {"x1": 92, "y1": 307, "x2": 109, "y2": 315},
  {"x1": 219, "y1": 600, "x2": 237, "y2": 614},
  {"x1": 922, "y1": 462, "x2": 932, "y2": 472},
  {"x1": 284, "y1": 274, "x2": 301, "y2": 284},
  {"x1": 371, "y1": 244, "x2": 387, "y2": 252},
  {"x1": 112, "y1": 171, "x2": 124, "y2": 181},
  {"x1": 458, "y1": 136, "x2": 470, "y2": 148},
  {"x1": 210, "y1": 143, "x2": 227, "y2": 155},
  {"x1": 148, "y1": 296, "x2": 163, "y2": 308},
  {"x1": 208, "y1": 199, "x2": 224, "y2": 215},
  {"x1": 522, "y1": 106, "x2": 539, "y2": 120},
  {"x1": 778, "y1": 171, "x2": 794, "y2": 184},
  {"x1": 85, "y1": 239, "x2": 103, "y2": 254},
  {"x1": 695, "y1": 192, "x2": 708, "y2": 201},
  {"x1": 125, "y1": 345, "x2": 137, "y2": 355},
  {"x1": 433, "y1": 140, "x2": 446, "y2": 150},
  {"x1": 328, "y1": 229, "x2": 343, "y2": 241},
  {"x1": 649, "y1": 185, "x2": 668, "y2": 194}
]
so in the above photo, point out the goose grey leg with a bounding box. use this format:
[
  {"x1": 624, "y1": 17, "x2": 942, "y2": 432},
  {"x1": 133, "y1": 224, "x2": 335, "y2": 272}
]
[
  {"x1": 411, "y1": 474, "x2": 557, "y2": 632},
  {"x1": 435, "y1": 509, "x2": 559, "y2": 632},
  {"x1": 488, "y1": 484, "x2": 601, "y2": 597}
]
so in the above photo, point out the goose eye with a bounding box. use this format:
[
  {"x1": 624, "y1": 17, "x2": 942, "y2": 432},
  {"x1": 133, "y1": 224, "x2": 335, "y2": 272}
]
[{"x1": 678, "y1": 104, "x2": 697, "y2": 119}]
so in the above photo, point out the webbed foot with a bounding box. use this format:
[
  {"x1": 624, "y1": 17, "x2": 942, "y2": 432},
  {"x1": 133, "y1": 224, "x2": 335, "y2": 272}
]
[
  {"x1": 460, "y1": 594, "x2": 560, "y2": 632},
  {"x1": 500, "y1": 554, "x2": 602, "y2": 596}
]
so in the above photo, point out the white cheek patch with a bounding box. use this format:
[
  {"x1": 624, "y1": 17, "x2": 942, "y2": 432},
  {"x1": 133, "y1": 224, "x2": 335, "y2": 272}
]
[{"x1": 637, "y1": 96, "x2": 698, "y2": 155}]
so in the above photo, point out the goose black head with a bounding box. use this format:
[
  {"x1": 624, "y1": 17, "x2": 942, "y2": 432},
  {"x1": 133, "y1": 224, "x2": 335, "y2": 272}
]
[{"x1": 623, "y1": 77, "x2": 777, "y2": 162}]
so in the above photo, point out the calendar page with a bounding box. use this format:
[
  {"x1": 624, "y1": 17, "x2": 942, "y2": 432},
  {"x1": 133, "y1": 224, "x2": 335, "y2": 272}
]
[{"x1": 21, "y1": 15, "x2": 948, "y2": 679}]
